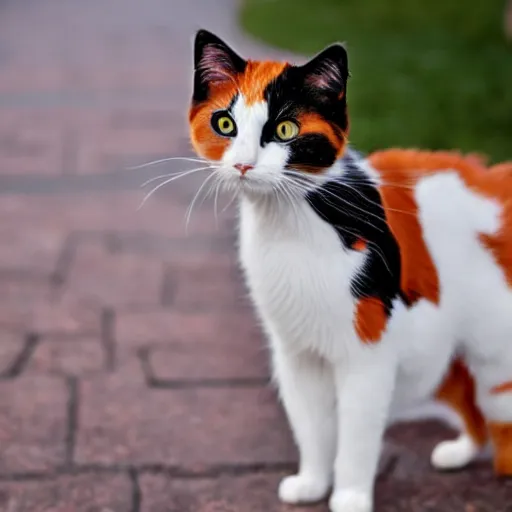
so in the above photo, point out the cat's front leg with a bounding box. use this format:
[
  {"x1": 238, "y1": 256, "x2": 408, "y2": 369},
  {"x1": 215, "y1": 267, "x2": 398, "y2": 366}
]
[
  {"x1": 271, "y1": 341, "x2": 337, "y2": 505},
  {"x1": 330, "y1": 346, "x2": 397, "y2": 512}
]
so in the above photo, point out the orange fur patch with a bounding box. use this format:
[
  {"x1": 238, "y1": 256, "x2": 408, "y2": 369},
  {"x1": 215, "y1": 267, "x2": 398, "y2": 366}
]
[
  {"x1": 352, "y1": 238, "x2": 367, "y2": 252},
  {"x1": 490, "y1": 162, "x2": 512, "y2": 174},
  {"x1": 488, "y1": 422, "x2": 512, "y2": 475},
  {"x1": 491, "y1": 381, "x2": 512, "y2": 395},
  {"x1": 370, "y1": 151, "x2": 440, "y2": 305},
  {"x1": 354, "y1": 297, "x2": 388, "y2": 343},
  {"x1": 435, "y1": 358, "x2": 488, "y2": 447},
  {"x1": 189, "y1": 82, "x2": 238, "y2": 160}
]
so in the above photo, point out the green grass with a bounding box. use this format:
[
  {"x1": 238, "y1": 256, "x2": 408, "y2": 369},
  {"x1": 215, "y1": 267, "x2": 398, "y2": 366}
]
[{"x1": 240, "y1": 0, "x2": 512, "y2": 162}]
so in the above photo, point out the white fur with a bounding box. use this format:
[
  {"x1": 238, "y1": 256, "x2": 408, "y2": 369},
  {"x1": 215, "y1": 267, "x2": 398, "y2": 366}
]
[
  {"x1": 209, "y1": 94, "x2": 512, "y2": 512},
  {"x1": 431, "y1": 433, "x2": 480, "y2": 470}
]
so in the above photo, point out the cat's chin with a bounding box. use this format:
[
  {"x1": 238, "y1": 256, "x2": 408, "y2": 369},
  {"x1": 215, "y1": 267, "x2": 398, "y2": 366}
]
[
  {"x1": 240, "y1": 180, "x2": 275, "y2": 196},
  {"x1": 219, "y1": 177, "x2": 278, "y2": 200}
]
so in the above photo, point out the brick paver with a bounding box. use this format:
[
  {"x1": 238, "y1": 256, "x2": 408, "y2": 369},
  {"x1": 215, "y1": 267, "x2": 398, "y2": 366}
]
[
  {"x1": 0, "y1": 474, "x2": 133, "y2": 512},
  {"x1": 140, "y1": 473, "x2": 324, "y2": 512},
  {"x1": 0, "y1": 0, "x2": 509, "y2": 510},
  {"x1": 0, "y1": 377, "x2": 68, "y2": 473}
]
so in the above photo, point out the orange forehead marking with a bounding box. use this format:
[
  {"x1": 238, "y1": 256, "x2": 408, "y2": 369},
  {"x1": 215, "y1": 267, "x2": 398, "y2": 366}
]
[
  {"x1": 354, "y1": 297, "x2": 387, "y2": 343},
  {"x1": 238, "y1": 60, "x2": 289, "y2": 105},
  {"x1": 297, "y1": 112, "x2": 345, "y2": 156}
]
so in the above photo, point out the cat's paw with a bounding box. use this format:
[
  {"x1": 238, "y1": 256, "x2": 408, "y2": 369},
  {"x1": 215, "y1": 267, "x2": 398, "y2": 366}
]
[
  {"x1": 278, "y1": 473, "x2": 330, "y2": 504},
  {"x1": 329, "y1": 489, "x2": 372, "y2": 512},
  {"x1": 431, "y1": 434, "x2": 479, "y2": 470}
]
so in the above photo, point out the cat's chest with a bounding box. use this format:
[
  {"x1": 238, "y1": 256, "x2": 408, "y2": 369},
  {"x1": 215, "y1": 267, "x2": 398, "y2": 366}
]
[{"x1": 238, "y1": 198, "x2": 363, "y2": 349}]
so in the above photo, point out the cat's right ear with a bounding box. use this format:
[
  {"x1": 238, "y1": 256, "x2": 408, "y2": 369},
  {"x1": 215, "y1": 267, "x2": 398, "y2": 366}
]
[{"x1": 193, "y1": 30, "x2": 246, "y2": 102}]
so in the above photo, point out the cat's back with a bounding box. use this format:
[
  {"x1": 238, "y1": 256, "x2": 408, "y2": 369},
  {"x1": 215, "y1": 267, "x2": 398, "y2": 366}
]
[{"x1": 369, "y1": 149, "x2": 512, "y2": 324}]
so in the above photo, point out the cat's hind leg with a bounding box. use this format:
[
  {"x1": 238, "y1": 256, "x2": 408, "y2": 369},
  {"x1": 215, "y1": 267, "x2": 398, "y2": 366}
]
[{"x1": 431, "y1": 358, "x2": 488, "y2": 471}]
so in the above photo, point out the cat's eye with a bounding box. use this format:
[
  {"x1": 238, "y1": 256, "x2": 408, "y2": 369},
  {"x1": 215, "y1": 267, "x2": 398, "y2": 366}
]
[
  {"x1": 275, "y1": 120, "x2": 299, "y2": 141},
  {"x1": 211, "y1": 112, "x2": 237, "y2": 137}
]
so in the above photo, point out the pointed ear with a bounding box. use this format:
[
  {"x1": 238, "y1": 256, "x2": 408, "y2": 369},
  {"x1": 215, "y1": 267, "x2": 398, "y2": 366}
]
[
  {"x1": 299, "y1": 43, "x2": 348, "y2": 98},
  {"x1": 193, "y1": 30, "x2": 246, "y2": 100}
]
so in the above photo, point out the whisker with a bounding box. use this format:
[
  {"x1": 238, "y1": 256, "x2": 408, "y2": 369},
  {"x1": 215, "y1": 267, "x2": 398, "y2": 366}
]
[
  {"x1": 284, "y1": 170, "x2": 393, "y2": 230},
  {"x1": 137, "y1": 167, "x2": 211, "y2": 210},
  {"x1": 140, "y1": 166, "x2": 215, "y2": 188},
  {"x1": 200, "y1": 173, "x2": 220, "y2": 208},
  {"x1": 278, "y1": 181, "x2": 302, "y2": 220},
  {"x1": 283, "y1": 174, "x2": 386, "y2": 234},
  {"x1": 213, "y1": 177, "x2": 221, "y2": 227},
  {"x1": 127, "y1": 156, "x2": 207, "y2": 170},
  {"x1": 221, "y1": 187, "x2": 239, "y2": 213},
  {"x1": 283, "y1": 169, "x2": 417, "y2": 215},
  {"x1": 185, "y1": 173, "x2": 218, "y2": 234}
]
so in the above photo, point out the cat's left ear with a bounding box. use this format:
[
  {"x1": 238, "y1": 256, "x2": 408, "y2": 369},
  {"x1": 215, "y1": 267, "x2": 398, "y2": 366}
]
[
  {"x1": 299, "y1": 43, "x2": 348, "y2": 98},
  {"x1": 193, "y1": 30, "x2": 246, "y2": 102}
]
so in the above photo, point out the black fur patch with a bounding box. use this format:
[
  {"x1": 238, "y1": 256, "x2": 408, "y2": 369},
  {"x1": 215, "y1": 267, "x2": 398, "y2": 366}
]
[
  {"x1": 306, "y1": 162, "x2": 405, "y2": 314},
  {"x1": 287, "y1": 134, "x2": 339, "y2": 170}
]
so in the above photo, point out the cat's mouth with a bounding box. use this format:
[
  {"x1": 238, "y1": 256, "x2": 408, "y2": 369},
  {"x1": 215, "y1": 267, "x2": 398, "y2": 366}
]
[
  {"x1": 212, "y1": 169, "x2": 276, "y2": 199},
  {"x1": 212, "y1": 166, "x2": 316, "y2": 202}
]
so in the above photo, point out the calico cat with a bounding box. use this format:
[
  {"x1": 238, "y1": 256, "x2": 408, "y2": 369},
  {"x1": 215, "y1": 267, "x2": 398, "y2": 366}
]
[{"x1": 189, "y1": 29, "x2": 512, "y2": 512}]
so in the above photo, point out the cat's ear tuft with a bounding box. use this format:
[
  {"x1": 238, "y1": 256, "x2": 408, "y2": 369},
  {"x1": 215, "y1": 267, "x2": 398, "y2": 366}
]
[
  {"x1": 300, "y1": 43, "x2": 348, "y2": 97},
  {"x1": 193, "y1": 30, "x2": 246, "y2": 89}
]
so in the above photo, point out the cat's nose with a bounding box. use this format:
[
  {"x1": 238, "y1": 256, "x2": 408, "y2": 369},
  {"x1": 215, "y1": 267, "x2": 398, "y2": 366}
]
[{"x1": 234, "y1": 163, "x2": 254, "y2": 175}]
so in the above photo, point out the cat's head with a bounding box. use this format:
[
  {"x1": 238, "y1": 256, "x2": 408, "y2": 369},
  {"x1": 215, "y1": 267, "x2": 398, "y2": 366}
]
[{"x1": 189, "y1": 29, "x2": 349, "y2": 195}]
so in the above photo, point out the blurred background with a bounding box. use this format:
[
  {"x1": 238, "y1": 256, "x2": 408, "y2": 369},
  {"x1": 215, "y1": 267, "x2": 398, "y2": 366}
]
[
  {"x1": 242, "y1": 0, "x2": 512, "y2": 162},
  {"x1": 0, "y1": 1, "x2": 510, "y2": 511}
]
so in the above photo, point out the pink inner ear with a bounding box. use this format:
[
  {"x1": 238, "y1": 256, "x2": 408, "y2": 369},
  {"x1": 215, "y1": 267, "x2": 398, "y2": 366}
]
[
  {"x1": 199, "y1": 45, "x2": 235, "y2": 83},
  {"x1": 306, "y1": 73, "x2": 332, "y2": 89},
  {"x1": 305, "y1": 61, "x2": 341, "y2": 90}
]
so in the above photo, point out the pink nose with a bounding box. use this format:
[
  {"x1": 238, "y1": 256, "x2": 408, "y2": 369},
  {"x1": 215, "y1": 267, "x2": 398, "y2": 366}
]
[{"x1": 234, "y1": 163, "x2": 254, "y2": 175}]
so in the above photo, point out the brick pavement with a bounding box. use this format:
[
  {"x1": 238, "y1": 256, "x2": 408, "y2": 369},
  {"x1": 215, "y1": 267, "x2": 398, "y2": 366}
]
[{"x1": 0, "y1": 1, "x2": 510, "y2": 510}]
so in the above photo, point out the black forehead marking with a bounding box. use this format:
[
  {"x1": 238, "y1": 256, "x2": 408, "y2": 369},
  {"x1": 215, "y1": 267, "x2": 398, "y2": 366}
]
[{"x1": 263, "y1": 66, "x2": 348, "y2": 132}]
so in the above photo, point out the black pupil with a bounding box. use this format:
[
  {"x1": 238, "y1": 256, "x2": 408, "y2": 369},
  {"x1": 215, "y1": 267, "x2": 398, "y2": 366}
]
[{"x1": 221, "y1": 119, "x2": 230, "y2": 130}]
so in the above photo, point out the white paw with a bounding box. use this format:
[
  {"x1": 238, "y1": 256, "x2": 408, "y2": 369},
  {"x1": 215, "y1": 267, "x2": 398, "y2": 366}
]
[
  {"x1": 278, "y1": 473, "x2": 330, "y2": 504},
  {"x1": 431, "y1": 433, "x2": 480, "y2": 471},
  {"x1": 329, "y1": 489, "x2": 372, "y2": 512}
]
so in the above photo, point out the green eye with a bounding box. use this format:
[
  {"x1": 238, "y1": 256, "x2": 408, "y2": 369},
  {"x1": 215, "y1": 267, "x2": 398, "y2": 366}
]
[
  {"x1": 276, "y1": 120, "x2": 299, "y2": 141},
  {"x1": 212, "y1": 112, "x2": 237, "y2": 136}
]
